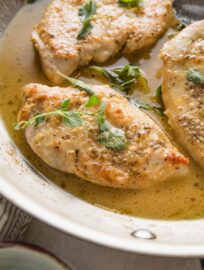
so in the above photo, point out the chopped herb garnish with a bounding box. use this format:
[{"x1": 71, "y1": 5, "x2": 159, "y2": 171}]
[
  {"x1": 34, "y1": 112, "x2": 45, "y2": 126},
  {"x1": 14, "y1": 98, "x2": 83, "y2": 130},
  {"x1": 187, "y1": 69, "x2": 204, "y2": 85},
  {"x1": 79, "y1": 0, "x2": 96, "y2": 21},
  {"x1": 85, "y1": 95, "x2": 101, "y2": 108},
  {"x1": 119, "y1": 0, "x2": 143, "y2": 8},
  {"x1": 97, "y1": 103, "x2": 127, "y2": 151},
  {"x1": 98, "y1": 128, "x2": 127, "y2": 151},
  {"x1": 155, "y1": 85, "x2": 164, "y2": 107},
  {"x1": 14, "y1": 94, "x2": 102, "y2": 131},
  {"x1": 155, "y1": 85, "x2": 162, "y2": 100},
  {"x1": 176, "y1": 22, "x2": 186, "y2": 31},
  {"x1": 148, "y1": 85, "x2": 165, "y2": 115},
  {"x1": 167, "y1": 22, "x2": 187, "y2": 39},
  {"x1": 152, "y1": 105, "x2": 164, "y2": 115},
  {"x1": 77, "y1": 18, "x2": 93, "y2": 39},
  {"x1": 125, "y1": 94, "x2": 164, "y2": 116},
  {"x1": 89, "y1": 64, "x2": 149, "y2": 93},
  {"x1": 14, "y1": 98, "x2": 126, "y2": 151},
  {"x1": 88, "y1": 65, "x2": 163, "y2": 116},
  {"x1": 77, "y1": 0, "x2": 96, "y2": 39},
  {"x1": 15, "y1": 74, "x2": 126, "y2": 151},
  {"x1": 62, "y1": 111, "x2": 83, "y2": 127},
  {"x1": 57, "y1": 71, "x2": 95, "y2": 95},
  {"x1": 61, "y1": 98, "x2": 70, "y2": 111},
  {"x1": 67, "y1": 77, "x2": 95, "y2": 95}
]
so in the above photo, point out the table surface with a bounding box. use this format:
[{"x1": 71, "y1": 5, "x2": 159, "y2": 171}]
[{"x1": 24, "y1": 218, "x2": 202, "y2": 270}]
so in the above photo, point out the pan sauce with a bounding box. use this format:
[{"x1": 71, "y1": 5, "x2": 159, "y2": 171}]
[{"x1": 0, "y1": 0, "x2": 204, "y2": 220}]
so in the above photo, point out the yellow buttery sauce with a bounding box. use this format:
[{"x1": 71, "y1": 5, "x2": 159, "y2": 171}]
[{"x1": 0, "y1": 0, "x2": 204, "y2": 220}]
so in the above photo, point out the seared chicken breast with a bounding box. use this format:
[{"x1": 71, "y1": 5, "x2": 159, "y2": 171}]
[
  {"x1": 161, "y1": 20, "x2": 204, "y2": 168},
  {"x1": 32, "y1": 0, "x2": 173, "y2": 84},
  {"x1": 18, "y1": 83, "x2": 188, "y2": 189}
]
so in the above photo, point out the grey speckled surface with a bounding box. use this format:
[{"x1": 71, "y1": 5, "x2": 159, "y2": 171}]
[{"x1": 24, "y1": 218, "x2": 202, "y2": 270}]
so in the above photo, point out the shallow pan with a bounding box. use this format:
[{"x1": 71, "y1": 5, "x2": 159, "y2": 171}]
[{"x1": 0, "y1": 0, "x2": 204, "y2": 258}]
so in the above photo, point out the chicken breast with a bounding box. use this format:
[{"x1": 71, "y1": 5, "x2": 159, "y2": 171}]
[
  {"x1": 161, "y1": 20, "x2": 204, "y2": 168},
  {"x1": 32, "y1": 0, "x2": 173, "y2": 84},
  {"x1": 18, "y1": 83, "x2": 188, "y2": 189}
]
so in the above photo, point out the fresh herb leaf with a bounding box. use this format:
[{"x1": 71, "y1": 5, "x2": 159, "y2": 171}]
[
  {"x1": 155, "y1": 85, "x2": 163, "y2": 104},
  {"x1": 176, "y1": 22, "x2": 186, "y2": 31},
  {"x1": 79, "y1": 0, "x2": 96, "y2": 21},
  {"x1": 154, "y1": 85, "x2": 164, "y2": 114},
  {"x1": 14, "y1": 123, "x2": 21, "y2": 131},
  {"x1": 128, "y1": 98, "x2": 145, "y2": 109},
  {"x1": 128, "y1": 98, "x2": 164, "y2": 116},
  {"x1": 77, "y1": 18, "x2": 93, "y2": 39},
  {"x1": 57, "y1": 72, "x2": 95, "y2": 96},
  {"x1": 77, "y1": 0, "x2": 96, "y2": 39},
  {"x1": 89, "y1": 65, "x2": 131, "y2": 92},
  {"x1": 139, "y1": 102, "x2": 164, "y2": 115},
  {"x1": 97, "y1": 102, "x2": 107, "y2": 131},
  {"x1": 167, "y1": 22, "x2": 187, "y2": 39},
  {"x1": 113, "y1": 64, "x2": 140, "y2": 81},
  {"x1": 98, "y1": 128, "x2": 127, "y2": 151},
  {"x1": 89, "y1": 64, "x2": 149, "y2": 93},
  {"x1": 136, "y1": 72, "x2": 149, "y2": 93},
  {"x1": 14, "y1": 99, "x2": 84, "y2": 130},
  {"x1": 15, "y1": 98, "x2": 127, "y2": 152},
  {"x1": 152, "y1": 106, "x2": 164, "y2": 115},
  {"x1": 131, "y1": 100, "x2": 150, "y2": 110},
  {"x1": 85, "y1": 95, "x2": 101, "y2": 108},
  {"x1": 34, "y1": 112, "x2": 45, "y2": 126},
  {"x1": 156, "y1": 85, "x2": 162, "y2": 99},
  {"x1": 68, "y1": 77, "x2": 95, "y2": 95},
  {"x1": 187, "y1": 69, "x2": 204, "y2": 85},
  {"x1": 61, "y1": 98, "x2": 70, "y2": 111},
  {"x1": 119, "y1": 0, "x2": 143, "y2": 8},
  {"x1": 63, "y1": 111, "x2": 83, "y2": 127},
  {"x1": 97, "y1": 103, "x2": 127, "y2": 151}
]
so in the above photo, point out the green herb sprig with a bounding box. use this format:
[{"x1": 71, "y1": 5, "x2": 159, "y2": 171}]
[
  {"x1": 187, "y1": 69, "x2": 204, "y2": 85},
  {"x1": 153, "y1": 85, "x2": 164, "y2": 114},
  {"x1": 88, "y1": 65, "x2": 164, "y2": 115},
  {"x1": 97, "y1": 103, "x2": 127, "y2": 151},
  {"x1": 14, "y1": 94, "x2": 102, "y2": 130},
  {"x1": 58, "y1": 71, "x2": 95, "y2": 95},
  {"x1": 15, "y1": 72, "x2": 127, "y2": 151},
  {"x1": 168, "y1": 22, "x2": 186, "y2": 39},
  {"x1": 119, "y1": 0, "x2": 143, "y2": 8},
  {"x1": 125, "y1": 85, "x2": 164, "y2": 116},
  {"x1": 14, "y1": 98, "x2": 84, "y2": 130},
  {"x1": 128, "y1": 98, "x2": 164, "y2": 115},
  {"x1": 176, "y1": 23, "x2": 186, "y2": 31},
  {"x1": 89, "y1": 64, "x2": 149, "y2": 93},
  {"x1": 14, "y1": 97, "x2": 127, "y2": 151},
  {"x1": 77, "y1": 0, "x2": 96, "y2": 39},
  {"x1": 155, "y1": 85, "x2": 162, "y2": 102}
]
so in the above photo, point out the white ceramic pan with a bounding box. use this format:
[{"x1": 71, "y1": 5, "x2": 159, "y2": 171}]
[{"x1": 0, "y1": 0, "x2": 204, "y2": 258}]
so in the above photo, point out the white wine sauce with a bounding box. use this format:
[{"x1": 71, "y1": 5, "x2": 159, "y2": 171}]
[{"x1": 0, "y1": 0, "x2": 204, "y2": 220}]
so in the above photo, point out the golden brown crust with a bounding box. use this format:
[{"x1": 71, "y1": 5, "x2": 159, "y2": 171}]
[
  {"x1": 161, "y1": 20, "x2": 204, "y2": 168},
  {"x1": 32, "y1": 0, "x2": 173, "y2": 83},
  {"x1": 18, "y1": 83, "x2": 188, "y2": 189}
]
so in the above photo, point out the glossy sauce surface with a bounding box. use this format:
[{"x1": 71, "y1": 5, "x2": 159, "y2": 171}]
[{"x1": 0, "y1": 0, "x2": 204, "y2": 220}]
